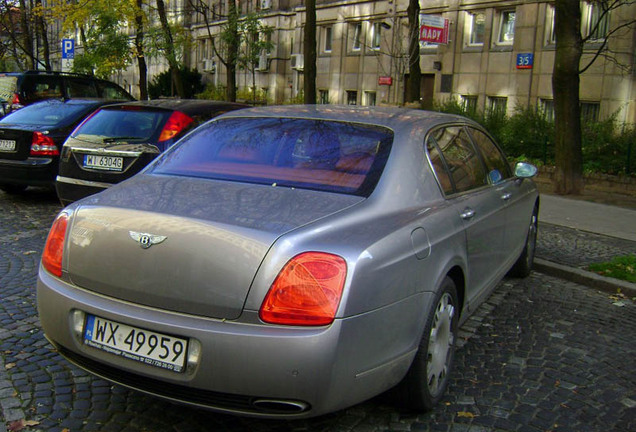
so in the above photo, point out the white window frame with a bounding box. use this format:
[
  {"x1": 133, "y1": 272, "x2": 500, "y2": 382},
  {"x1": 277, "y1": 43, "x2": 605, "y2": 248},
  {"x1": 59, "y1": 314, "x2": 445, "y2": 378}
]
[
  {"x1": 371, "y1": 22, "x2": 382, "y2": 50},
  {"x1": 467, "y1": 11, "x2": 486, "y2": 46},
  {"x1": 323, "y1": 26, "x2": 333, "y2": 53},
  {"x1": 364, "y1": 91, "x2": 377, "y2": 106},
  {"x1": 539, "y1": 98, "x2": 555, "y2": 121},
  {"x1": 581, "y1": 1, "x2": 609, "y2": 42},
  {"x1": 351, "y1": 22, "x2": 363, "y2": 51},
  {"x1": 346, "y1": 90, "x2": 358, "y2": 105},
  {"x1": 495, "y1": 10, "x2": 516, "y2": 45},
  {"x1": 487, "y1": 96, "x2": 508, "y2": 117},
  {"x1": 461, "y1": 95, "x2": 478, "y2": 114},
  {"x1": 545, "y1": 4, "x2": 556, "y2": 46}
]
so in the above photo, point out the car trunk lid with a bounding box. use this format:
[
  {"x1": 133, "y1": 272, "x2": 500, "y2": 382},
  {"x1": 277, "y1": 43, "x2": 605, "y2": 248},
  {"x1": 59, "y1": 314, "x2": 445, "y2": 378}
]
[{"x1": 65, "y1": 174, "x2": 363, "y2": 320}]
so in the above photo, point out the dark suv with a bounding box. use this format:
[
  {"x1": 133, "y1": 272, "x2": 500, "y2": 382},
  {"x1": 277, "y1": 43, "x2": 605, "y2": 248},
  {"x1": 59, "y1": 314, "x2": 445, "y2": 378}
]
[{"x1": 0, "y1": 71, "x2": 134, "y2": 115}]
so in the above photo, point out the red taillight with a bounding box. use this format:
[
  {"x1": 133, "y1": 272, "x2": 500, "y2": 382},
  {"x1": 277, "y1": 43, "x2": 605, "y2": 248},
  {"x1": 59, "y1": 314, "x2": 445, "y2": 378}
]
[
  {"x1": 30, "y1": 132, "x2": 59, "y2": 156},
  {"x1": 158, "y1": 111, "x2": 193, "y2": 142},
  {"x1": 10, "y1": 93, "x2": 22, "y2": 107},
  {"x1": 42, "y1": 212, "x2": 69, "y2": 278},
  {"x1": 259, "y1": 252, "x2": 347, "y2": 326}
]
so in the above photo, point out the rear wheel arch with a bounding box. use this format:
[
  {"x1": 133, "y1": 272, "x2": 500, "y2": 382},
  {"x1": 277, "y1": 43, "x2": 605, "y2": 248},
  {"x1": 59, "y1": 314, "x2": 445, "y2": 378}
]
[{"x1": 446, "y1": 265, "x2": 465, "y2": 315}]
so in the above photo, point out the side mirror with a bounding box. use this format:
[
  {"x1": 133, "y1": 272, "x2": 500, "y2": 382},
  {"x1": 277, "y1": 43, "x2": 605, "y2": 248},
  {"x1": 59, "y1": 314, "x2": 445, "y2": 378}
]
[{"x1": 514, "y1": 162, "x2": 538, "y2": 178}]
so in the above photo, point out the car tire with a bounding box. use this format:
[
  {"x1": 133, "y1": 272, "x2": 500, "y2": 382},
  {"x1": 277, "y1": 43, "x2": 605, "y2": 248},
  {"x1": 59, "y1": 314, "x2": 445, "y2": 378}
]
[
  {"x1": 0, "y1": 184, "x2": 27, "y2": 195},
  {"x1": 399, "y1": 276, "x2": 458, "y2": 411},
  {"x1": 508, "y1": 205, "x2": 539, "y2": 278}
]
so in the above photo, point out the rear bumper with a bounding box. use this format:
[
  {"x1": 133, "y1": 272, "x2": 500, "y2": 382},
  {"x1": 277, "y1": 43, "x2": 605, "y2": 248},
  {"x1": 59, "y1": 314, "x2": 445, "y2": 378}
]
[
  {"x1": 37, "y1": 267, "x2": 431, "y2": 418},
  {"x1": 0, "y1": 157, "x2": 57, "y2": 187},
  {"x1": 55, "y1": 175, "x2": 112, "y2": 205}
]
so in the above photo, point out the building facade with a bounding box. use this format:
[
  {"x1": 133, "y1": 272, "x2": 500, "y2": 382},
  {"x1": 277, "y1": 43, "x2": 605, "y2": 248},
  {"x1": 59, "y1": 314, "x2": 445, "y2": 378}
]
[{"x1": 92, "y1": 0, "x2": 636, "y2": 123}]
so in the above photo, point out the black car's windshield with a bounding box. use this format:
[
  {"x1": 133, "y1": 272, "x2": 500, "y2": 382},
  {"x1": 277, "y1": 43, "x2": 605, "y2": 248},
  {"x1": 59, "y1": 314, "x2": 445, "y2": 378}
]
[
  {"x1": 151, "y1": 117, "x2": 393, "y2": 197},
  {"x1": 0, "y1": 101, "x2": 94, "y2": 127}
]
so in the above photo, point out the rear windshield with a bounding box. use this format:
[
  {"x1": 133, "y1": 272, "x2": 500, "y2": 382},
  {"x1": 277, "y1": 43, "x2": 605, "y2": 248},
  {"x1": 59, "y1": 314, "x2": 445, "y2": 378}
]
[
  {"x1": 151, "y1": 117, "x2": 393, "y2": 196},
  {"x1": 72, "y1": 108, "x2": 170, "y2": 142},
  {"x1": 0, "y1": 76, "x2": 17, "y2": 102},
  {"x1": 0, "y1": 102, "x2": 94, "y2": 127}
]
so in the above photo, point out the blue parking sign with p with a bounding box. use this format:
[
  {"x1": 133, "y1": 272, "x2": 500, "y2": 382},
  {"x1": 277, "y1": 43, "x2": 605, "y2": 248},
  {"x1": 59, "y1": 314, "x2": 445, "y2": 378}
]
[{"x1": 62, "y1": 39, "x2": 75, "y2": 59}]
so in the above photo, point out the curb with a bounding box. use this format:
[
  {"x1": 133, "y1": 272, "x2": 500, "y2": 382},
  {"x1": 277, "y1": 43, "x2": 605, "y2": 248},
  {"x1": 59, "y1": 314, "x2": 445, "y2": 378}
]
[{"x1": 534, "y1": 258, "x2": 636, "y2": 298}]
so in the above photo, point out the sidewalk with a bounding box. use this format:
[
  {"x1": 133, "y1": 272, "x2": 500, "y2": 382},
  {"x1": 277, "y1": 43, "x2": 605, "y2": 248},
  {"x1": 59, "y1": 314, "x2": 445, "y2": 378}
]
[{"x1": 535, "y1": 193, "x2": 636, "y2": 297}]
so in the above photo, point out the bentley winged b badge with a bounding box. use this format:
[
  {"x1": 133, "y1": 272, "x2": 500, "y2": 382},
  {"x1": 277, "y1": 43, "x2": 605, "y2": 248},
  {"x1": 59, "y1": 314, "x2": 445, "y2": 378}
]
[{"x1": 129, "y1": 231, "x2": 167, "y2": 249}]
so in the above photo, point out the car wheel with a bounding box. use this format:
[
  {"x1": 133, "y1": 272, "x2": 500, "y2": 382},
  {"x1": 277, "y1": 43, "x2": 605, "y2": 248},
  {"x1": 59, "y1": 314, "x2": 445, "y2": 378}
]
[
  {"x1": 0, "y1": 184, "x2": 27, "y2": 195},
  {"x1": 399, "y1": 276, "x2": 458, "y2": 411},
  {"x1": 508, "y1": 205, "x2": 539, "y2": 278}
]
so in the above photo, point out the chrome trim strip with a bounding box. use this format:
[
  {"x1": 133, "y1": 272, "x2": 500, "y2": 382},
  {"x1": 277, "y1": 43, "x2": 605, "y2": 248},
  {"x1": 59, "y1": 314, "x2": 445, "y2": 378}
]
[
  {"x1": 70, "y1": 147, "x2": 145, "y2": 157},
  {"x1": 55, "y1": 175, "x2": 113, "y2": 189}
]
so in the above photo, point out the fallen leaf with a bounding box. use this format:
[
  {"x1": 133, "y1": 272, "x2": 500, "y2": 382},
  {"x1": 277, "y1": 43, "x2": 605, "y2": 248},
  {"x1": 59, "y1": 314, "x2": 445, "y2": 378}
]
[
  {"x1": 5, "y1": 363, "x2": 16, "y2": 370},
  {"x1": 8, "y1": 419, "x2": 41, "y2": 431},
  {"x1": 23, "y1": 251, "x2": 37, "y2": 255},
  {"x1": 555, "y1": 380, "x2": 561, "y2": 387},
  {"x1": 457, "y1": 411, "x2": 475, "y2": 418}
]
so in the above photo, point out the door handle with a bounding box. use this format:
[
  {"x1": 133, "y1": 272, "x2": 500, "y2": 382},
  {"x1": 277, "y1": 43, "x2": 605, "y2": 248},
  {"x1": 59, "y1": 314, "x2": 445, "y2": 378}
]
[
  {"x1": 501, "y1": 192, "x2": 512, "y2": 201},
  {"x1": 461, "y1": 208, "x2": 475, "y2": 220}
]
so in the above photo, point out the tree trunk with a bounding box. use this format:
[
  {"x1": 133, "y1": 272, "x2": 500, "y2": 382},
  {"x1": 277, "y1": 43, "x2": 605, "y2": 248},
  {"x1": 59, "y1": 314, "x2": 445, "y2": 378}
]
[
  {"x1": 156, "y1": 0, "x2": 185, "y2": 98},
  {"x1": 552, "y1": 0, "x2": 584, "y2": 195},
  {"x1": 35, "y1": 0, "x2": 51, "y2": 70},
  {"x1": 225, "y1": 0, "x2": 238, "y2": 102},
  {"x1": 19, "y1": 0, "x2": 34, "y2": 69},
  {"x1": 303, "y1": 0, "x2": 316, "y2": 104},
  {"x1": 406, "y1": 0, "x2": 421, "y2": 104},
  {"x1": 135, "y1": 0, "x2": 148, "y2": 100}
]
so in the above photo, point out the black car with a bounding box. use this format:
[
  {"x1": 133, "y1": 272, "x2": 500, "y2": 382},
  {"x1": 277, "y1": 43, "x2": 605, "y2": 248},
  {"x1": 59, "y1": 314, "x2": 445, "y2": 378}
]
[
  {"x1": 0, "y1": 71, "x2": 134, "y2": 116},
  {"x1": 0, "y1": 99, "x2": 119, "y2": 194},
  {"x1": 55, "y1": 99, "x2": 247, "y2": 205}
]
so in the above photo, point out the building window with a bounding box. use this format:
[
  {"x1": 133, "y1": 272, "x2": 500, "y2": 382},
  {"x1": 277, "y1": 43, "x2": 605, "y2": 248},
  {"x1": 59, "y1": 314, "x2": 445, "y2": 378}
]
[
  {"x1": 581, "y1": 102, "x2": 600, "y2": 122},
  {"x1": 351, "y1": 22, "x2": 362, "y2": 51},
  {"x1": 461, "y1": 95, "x2": 478, "y2": 114},
  {"x1": 371, "y1": 22, "x2": 382, "y2": 50},
  {"x1": 468, "y1": 12, "x2": 486, "y2": 46},
  {"x1": 582, "y1": 1, "x2": 609, "y2": 41},
  {"x1": 545, "y1": 5, "x2": 556, "y2": 45},
  {"x1": 319, "y1": 89, "x2": 329, "y2": 104},
  {"x1": 539, "y1": 99, "x2": 555, "y2": 121},
  {"x1": 487, "y1": 96, "x2": 508, "y2": 117},
  {"x1": 364, "y1": 91, "x2": 376, "y2": 106},
  {"x1": 347, "y1": 90, "x2": 358, "y2": 105},
  {"x1": 496, "y1": 10, "x2": 516, "y2": 44},
  {"x1": 324, "y1": 26, "x2": 332, "y2": 52}
]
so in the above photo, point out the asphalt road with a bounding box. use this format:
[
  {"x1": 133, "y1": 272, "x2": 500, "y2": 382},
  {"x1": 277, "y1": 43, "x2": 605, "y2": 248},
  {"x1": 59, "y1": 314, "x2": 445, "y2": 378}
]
[{"x1": 1, "y1": 188, "x2": 635, "y2": 432}]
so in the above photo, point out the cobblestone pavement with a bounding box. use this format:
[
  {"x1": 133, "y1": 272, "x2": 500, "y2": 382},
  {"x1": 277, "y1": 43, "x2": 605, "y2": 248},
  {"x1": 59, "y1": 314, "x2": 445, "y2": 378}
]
[
  {"x1": 536, "y1": 223, "x2": 636, "y2": 269},
  {"x1": 1, "y1": 189, "x2": 635, "y2": 431}
]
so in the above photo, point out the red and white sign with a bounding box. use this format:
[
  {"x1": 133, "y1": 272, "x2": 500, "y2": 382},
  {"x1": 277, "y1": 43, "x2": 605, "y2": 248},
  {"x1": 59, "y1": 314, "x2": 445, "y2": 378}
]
[
  {"x1": 378, "y1": 76, "x2": 392, "y2": 86},
  {"x1": 419, "y1": 14, "x2": 450, "y2": 44}
]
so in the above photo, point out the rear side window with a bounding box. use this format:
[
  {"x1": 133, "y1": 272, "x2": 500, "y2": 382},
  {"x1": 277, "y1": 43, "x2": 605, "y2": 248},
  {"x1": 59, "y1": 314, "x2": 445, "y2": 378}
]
[
  {"x1": 22, "y1": 77, "x2": 63, "y2": 102},
  {"x1": 428, "y1": 126, "x2": 487, "y2": 193},
  {"x1": 151, "y1": 117, "x2": 393, "y2": 197},
  {"x1": 73, "y1": 108, "x2": 170, "y2": 142},
  {"x1": 66, "y1": 78, "x2": 98, "y2": 98},
  {"x1": 97, "y1": 82, "x2": 133, "y2": 100}
]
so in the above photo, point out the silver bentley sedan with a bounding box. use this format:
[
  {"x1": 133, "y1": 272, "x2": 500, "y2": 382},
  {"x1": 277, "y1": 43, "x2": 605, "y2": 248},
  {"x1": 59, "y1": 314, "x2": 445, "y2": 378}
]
[{"x1": 37, "y1": 105, "x2": 539, "y2": 418}]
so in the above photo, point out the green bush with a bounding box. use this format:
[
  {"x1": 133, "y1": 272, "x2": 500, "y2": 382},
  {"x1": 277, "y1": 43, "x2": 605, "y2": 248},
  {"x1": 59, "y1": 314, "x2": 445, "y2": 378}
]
[
  {"x1": 195, "y1": 83, "x2": 228, "y2": 101},
  {"x1": 434, "y1": 99, "x2": 634, "y2": 175},
  {"x1": 582, "y1": 116, "x2": 636, "y2": 175},
  {"x1": 148, "y1": 68, "x2": 205, "y2": 99}
]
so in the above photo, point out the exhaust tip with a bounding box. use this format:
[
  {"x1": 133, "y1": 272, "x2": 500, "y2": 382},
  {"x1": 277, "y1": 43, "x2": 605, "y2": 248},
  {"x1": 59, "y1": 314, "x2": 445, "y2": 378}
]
[{"x1": 252, "y1": 399, "x2": 310, "y2": 414}]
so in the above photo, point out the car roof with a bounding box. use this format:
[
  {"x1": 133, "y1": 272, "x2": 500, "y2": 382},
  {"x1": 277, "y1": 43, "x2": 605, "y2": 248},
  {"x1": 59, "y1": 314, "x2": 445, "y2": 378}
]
[
  {"x1": 102, "y1": 99, "x2": 249, "y2": 115},
  {"x1": 217, "y1": 105, "x2": 474, "y2": 131}
]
